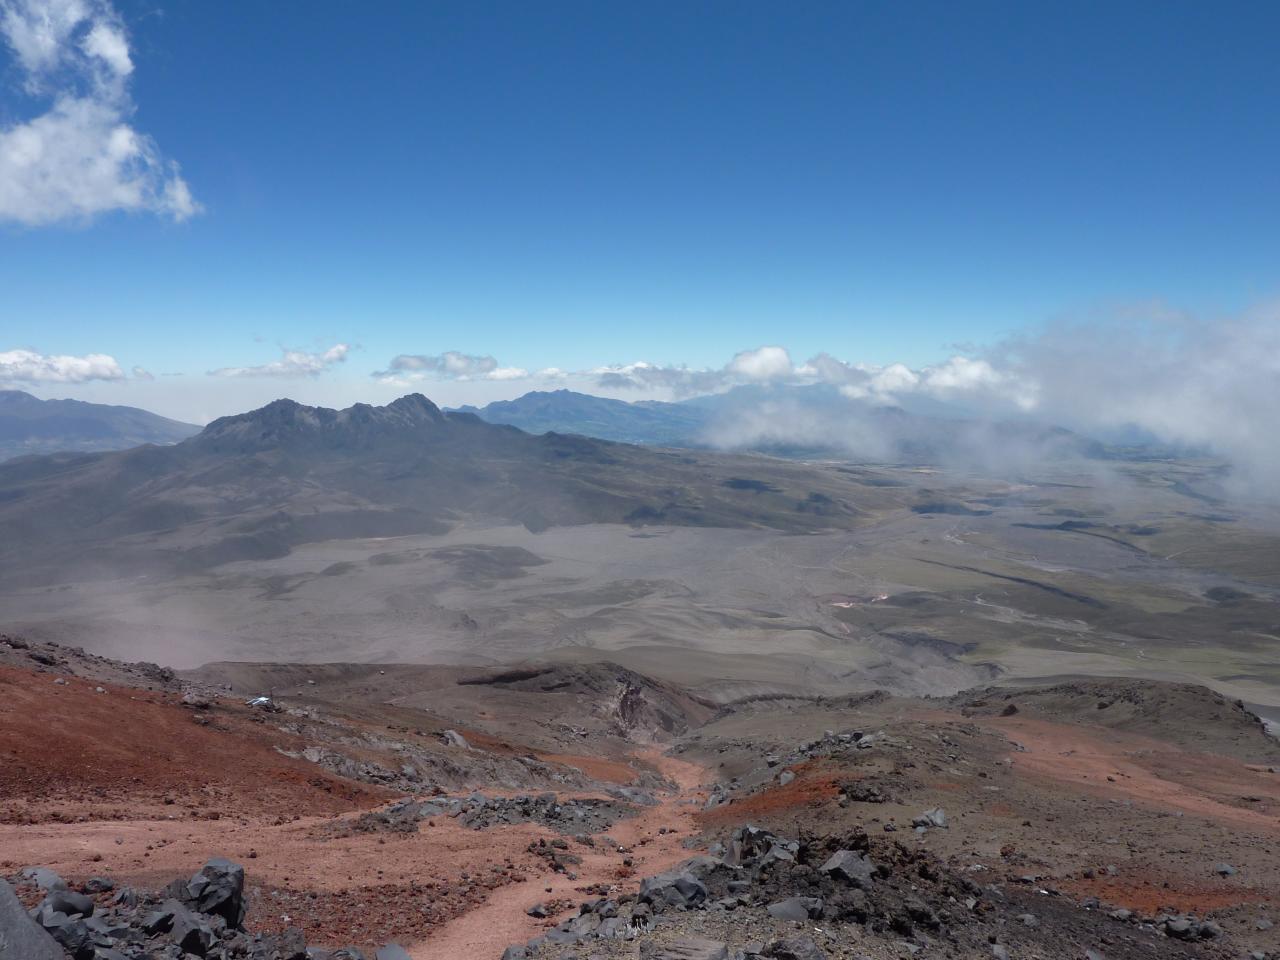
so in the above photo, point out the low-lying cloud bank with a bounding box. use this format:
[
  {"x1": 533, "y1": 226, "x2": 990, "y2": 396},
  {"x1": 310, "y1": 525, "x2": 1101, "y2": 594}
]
[
  {"x1": 990, "y1": 311, "x2": 1280, "y2": 481},
  {"x1": 6, "y1": 306, "x2": 1276, "y2": 491},
  {"x1": 381, "y1": 306, "x2": 1280, "y2": 488}
]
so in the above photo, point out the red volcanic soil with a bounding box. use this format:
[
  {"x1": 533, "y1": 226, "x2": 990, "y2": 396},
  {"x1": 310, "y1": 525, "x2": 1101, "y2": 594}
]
[
  {"x1": 696, "y1": 760, "x2": 841, "y2": 826},
  {"x1": 537, "y1": 752, "x2": 640, "y2": 785},
  {"x1": 985, "y1": 714, "x2": 1280, "y2": 833},
  {"x1": 412, "y1": 749, "x2": 706, "y2": 960},
  {"x1": 0, "y1": 662, "x2": 713, "y2": 959},
  {"x1": 0, "y1": 666, "x2": 392, "y2": 822},
  {"x1": 1060, "y1": 874, "x2": 1276, "y2": 916}
]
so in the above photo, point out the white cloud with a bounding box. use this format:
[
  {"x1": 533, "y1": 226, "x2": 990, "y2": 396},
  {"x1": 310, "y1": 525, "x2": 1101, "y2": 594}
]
[
  {"x1": 0, "y1": 347, "x2": 124, "y2": 382},
  {"x1": 725, "y1": 345, "x2": 794, "y2": 381},
  {"x1": 130, "y1": 364, "x2": 153, "y2": 380},
  {"x1": 0, "y1": 0, "x2": 86, "y2": 78},
  {"x1": 486, "y1": 366, "x2": 529, "y2": 380},
  {"x1": 80, "y1": 19, "x2": 128, "y2": 74},
  {"x1": 374, "y1": 351, "x2": 530, "y2": 383},
  {"x1": 0, "y1": 0, "x2": 199, "y2": 225},
  {"x1": 984, "y1": 308, "x2": 1280, "y2": 485},
  {"x1": 592, "y1": 360, "x2": 727, "y2": 396},
  {"x1": 210, "y1": 343, "x2": 350, "y2": 379},
  {"x1": 372, "y1": 308, "x2": 1280, "y2": 490}
]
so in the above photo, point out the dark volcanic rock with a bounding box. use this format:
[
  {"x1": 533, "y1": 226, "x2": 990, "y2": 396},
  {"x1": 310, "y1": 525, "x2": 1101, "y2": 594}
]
[
  {"x1": 639, "y1": 869, "x2": 709, "y2": 910},
  {"x1": 40, "y1": 888, "x2": 94, "y2": 919},
  {"x1": 763, "y1": 937, "x2": 829, "y2": 960},
  {"x1": 0, "y1": 879, "x2": 65, "y2": 960},
  {"x1": 819, "y1": 849, "x2": 874, "y2": 888},
  {"x1": 640, "y1": 936, "x2": 730, "y2": 960},
  {"x1": 183, "y1": 857, "x2": 246, "y2": 926}
]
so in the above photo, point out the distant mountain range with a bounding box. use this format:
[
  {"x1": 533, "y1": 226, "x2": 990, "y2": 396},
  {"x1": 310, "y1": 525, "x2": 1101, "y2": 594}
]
[
  {"x1": 0, "y1": 390, "x2": 199, "y2": 462},
  {"x1": 0, "y1": 384, "x2": 1153, "y2": 476},
  {"x1": 0, "y1": 394, "x2": 902, "y2": 586},
  {"x1": 458, "y1": 385, "x2": 1110, "y2": 464},
  {"x1": 455, "y1": 390, "x2": 705, "y2": 446}
]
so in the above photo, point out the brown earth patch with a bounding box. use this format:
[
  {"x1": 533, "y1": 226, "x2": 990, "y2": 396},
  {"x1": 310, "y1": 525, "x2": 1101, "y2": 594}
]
[
  {"x1": 696, "y1": 762, "x2": 841, "y2": 825},
  {"x1": 0, "y1": 665, "x2": 391, "y2": 822},
  {"x1": 536, "y1": 753, "x2": 639, "y2": 784},
  {"x1": 985, "y1": 714, "x2": 1280, "y2": 833},
  {"x1": 1061, "y1": 875, "x2": 1276, "y2": 915}
]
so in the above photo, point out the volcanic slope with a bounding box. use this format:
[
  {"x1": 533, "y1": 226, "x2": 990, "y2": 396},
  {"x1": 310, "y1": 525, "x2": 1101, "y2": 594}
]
[
  {"x1": 0, "y1": 390, "x2": 199, "y2": 462},
  {"x1": 0, "y1": 393, "x2": 901, "y2": 588},
  {"x1": 7, "y1": 636, "x2": 1280, "y2": 959}
]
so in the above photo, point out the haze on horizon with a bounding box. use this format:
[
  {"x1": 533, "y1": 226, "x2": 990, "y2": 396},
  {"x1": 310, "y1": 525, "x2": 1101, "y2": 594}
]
[{"x1": 1, "y1": 0, "x2": 1278, "y2": 482}]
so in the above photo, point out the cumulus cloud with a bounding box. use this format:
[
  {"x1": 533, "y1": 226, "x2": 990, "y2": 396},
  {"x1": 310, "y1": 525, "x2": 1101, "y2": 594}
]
[
  {"x1": 0, "y1": 347, "x2": 124, "y2": 382},
  {"x1": 373, "y1": 351, "x2": 529, "y2": 383},
  {"x1": 210, "y1": 344, "x2": 349, "y2": 379},
  {"x1": 592, "y1": 360, "x2": 735, "y2": 396},
  {"x1": 589, "y1": 345, "x2": 1044, "y2": 413},
  {"x1": 726, "y1": 345, "x2": 794, "y2": 381},
  {"x1": 0, "y1": 0, "x2": 199, "y2": 225}
]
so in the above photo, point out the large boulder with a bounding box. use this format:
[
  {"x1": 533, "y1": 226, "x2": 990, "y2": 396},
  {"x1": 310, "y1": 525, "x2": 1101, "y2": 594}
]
[
  {"x1": 144, "y1": 898, "x2": 214, "y2": 955},
  {"x1": 171, "y1": 903, "x2": 215, "y2": 956},
  {"x1": 31, "y1": 889, "x2": 97, "y2": 959},
  {"x1": 638, "y1": 869, "x2": 708, "y2": 910},
  {"x1": 38, "y1": 889, "x2": 94, "y2": 919},
  {"x1": 724, "y1": 826, "x2": 799, "y2": 871},
  {"x1": 0, "y1": 879, "x2": 65, "y2": 960},
  {"x1": 819, "y1": 850, "x2": 875, "y2": 888},
  {"x1": 767, "y1": 897, "x2": 823, "y2": 921},
  {"x1": 183, "y1": 858, "x2": 245, "y2": 927}
]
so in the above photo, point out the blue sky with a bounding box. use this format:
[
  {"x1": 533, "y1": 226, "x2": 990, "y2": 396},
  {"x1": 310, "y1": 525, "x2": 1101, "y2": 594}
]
[{"x1": 2, "y1": 0, "x2": 1279, "y2": 422}]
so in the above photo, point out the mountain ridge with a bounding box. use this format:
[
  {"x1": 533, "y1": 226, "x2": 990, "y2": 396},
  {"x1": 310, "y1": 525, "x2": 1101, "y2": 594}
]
[
  {"x1": 0, "y1": 389, "x2": 199, "y2": 462},
  {"x1": 0, "y1": 392, "x2": 896, "y2": 587}
]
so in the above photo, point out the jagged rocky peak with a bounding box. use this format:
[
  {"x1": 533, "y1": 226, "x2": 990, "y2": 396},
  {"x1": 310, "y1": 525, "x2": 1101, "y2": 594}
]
[{"x1": 192, "y1": 393, "x2": 448, "y2": 451}]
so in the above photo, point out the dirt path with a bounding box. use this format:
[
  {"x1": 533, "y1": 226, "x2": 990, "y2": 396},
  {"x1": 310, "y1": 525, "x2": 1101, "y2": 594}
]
[
  {"x1": 0, "y1": 747, "x2": 709, "y2": 956},
  {"x1": 409, "y1": 749, "x2": 707, "y2": 960}
]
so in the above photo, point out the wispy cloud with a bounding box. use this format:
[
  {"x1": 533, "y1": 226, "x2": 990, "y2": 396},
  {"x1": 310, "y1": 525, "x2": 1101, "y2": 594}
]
[
  {"x1": 374, "y1": 351, "x2": 528, "y2": 383},
  {"x1": 0, "y1": 0, "x2": 199, "y2": 225},
  {"x1": 376, "y1": 308, "x2": 1280, "y2": 488},
  {"x1": 210, "y1": 344, "x2": 349, "y2": 379},
  {"x1": 0, "y1": 347, "x2": 124, "y2": 382},
  {"x1": 593, "y1": 346, "x2": 1038, "y2": 408}
]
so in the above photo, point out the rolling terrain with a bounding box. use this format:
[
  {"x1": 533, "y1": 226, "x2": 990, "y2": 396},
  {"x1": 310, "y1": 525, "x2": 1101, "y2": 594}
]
[
  {"x1": 1, "y1": 393, "x2": 1277, "y2": 711},
  {"x1": 3, "y1": 634, "x2": 1278, "y2": 960},
  {"x1": 0, "y1": 393, "x2": 892, "y2": 588},
  {"x1": 0, "y1": 389, "x2": 199, "y2": 462},
  {"x1": 2, "y1": 395, "x2": 1278, "y2": 960}
]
